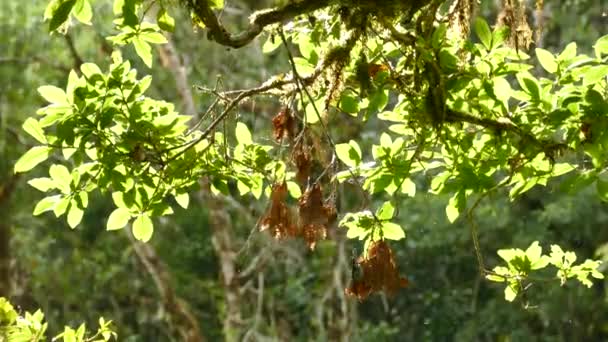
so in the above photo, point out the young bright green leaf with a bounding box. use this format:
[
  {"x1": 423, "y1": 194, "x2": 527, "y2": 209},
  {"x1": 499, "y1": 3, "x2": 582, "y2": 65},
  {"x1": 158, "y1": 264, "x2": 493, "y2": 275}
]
[
  {"x1": 559, "y1": 42, "x2": 577, "y2": 62},
  {"x1": 235, "y1": 122, "x2": 253, "y2": 145},
  {"x1": 594, "y1": 34, "x2": 608, "y2": 59},
  {"x1": 22, "y1": 118, "x2": 47, "y2": 144},
  {"x1": 497, "y1": 248, "x2": 521, "y2": 263},
  {"x1": 535, "y1": 48, "x2": 558, "y2": 73},
  {"x1": 400, "y1": 178, "x2": 416, "y2": 197},
  {"x1": 80, "y1": 62, "x2": 102, "y2": 79},
  {"x1": 49, "y1": 164, "x2": 72, "y2": 193},
  {"x1": 504, "y1": 283, "x2": 518, "y2": 302},
  {"x1": 38, "y1": 85, "x2": 68, "y2": 104},
  {"x1": 305, "y1": 100, "x2": 322, "y2": 124},
  {"x1": 107, "y1": 208, "x2": 131, "y2": 230},
  {"x1": 376, "y1": 201, "x2": 395, "y2": 221},
  {"x1": 67, "y1": 203, "x2": 84, "y2": 228},
  {"x1": 335, "y1": 140, "x2": 361, "y2": 168},
  {"x1": 14, "y1": 146, "x2": 52, "y2": 173},
  {"x1": 53, "y1": 196, "x2": 70, "y2": 217},
  {"x1": 446, "y1": 191, "x2": 464, "y2": 223},
  {"x1": 381, "y1": 222, "x2": 405, "y2": 240},
  {"x1": 132, "y1": 37, "x2": 152, "y2": 67},
  {"x1": 72, "y1": 0, "x2": 92, "y2": 25},
  {"x1": 28, "y1": 177, "x2": 56, "y2": 192},
  {"x1": 140, "y1": 31, "x2": 167, "y2": 44},
  {"x1": 208, "y1": 0, "x2": 224, "y2": 9},
  {"x1": 286, "y1": 181, "x2": 301, "y2": 199},
  {"x1": 132, "y1": 214, "x2": 153, "y2": 242},
  {"x1": 262, "y1": 33, "x2": 281, "y2": 54},
  {"x1": 486, "y1": 266, "x2": 509, "y2": 282},
  {"x1": 174, "y1": 193, "x2": 189, "y2": 209},
  {"x1": 33, "y1": 195, "x2": 61, "y2": 216},
  {"x1": 157, "y1": 9, "x2": 175, "y2": 32},
  {"x1": 380, "y1": 133, "x2": 392, "y2": 148},
  {"x1": 346, "y1": 225, "x2": 368, "y2": 240},
  {"x1": 474, "y1": 17, "x2": 492, "y2": 50},
  {"x1": 582, "y1": 65, "x2": 608, "y2": 86}
]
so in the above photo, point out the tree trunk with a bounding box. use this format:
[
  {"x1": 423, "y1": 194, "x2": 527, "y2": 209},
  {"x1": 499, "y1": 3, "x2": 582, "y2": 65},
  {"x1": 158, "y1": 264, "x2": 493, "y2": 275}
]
[{"x1": 0, "y1": 174, "x2": 19, "y2": 298}]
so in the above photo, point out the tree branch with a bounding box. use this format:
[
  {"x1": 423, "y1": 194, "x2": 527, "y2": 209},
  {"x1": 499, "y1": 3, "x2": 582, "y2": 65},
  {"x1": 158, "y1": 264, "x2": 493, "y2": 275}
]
[
  {"x1": 184, "y1": 0, "x2": 331, "y2": 48},
  {"x1": 126, "y1": 230, "x2": 206, "y2": 342}
]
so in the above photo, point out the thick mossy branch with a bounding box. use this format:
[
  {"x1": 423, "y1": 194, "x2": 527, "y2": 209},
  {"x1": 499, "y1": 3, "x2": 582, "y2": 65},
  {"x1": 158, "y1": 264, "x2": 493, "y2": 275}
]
[{"x1": 184, "y1": 0, "x2": 332, "y2": 48}]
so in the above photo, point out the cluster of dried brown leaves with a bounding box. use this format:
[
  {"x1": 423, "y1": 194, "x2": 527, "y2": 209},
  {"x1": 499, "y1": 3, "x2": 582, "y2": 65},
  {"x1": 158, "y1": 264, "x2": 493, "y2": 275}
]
[
  {"x1": 265, "y1": 106, "x2": 406, "y2": 300},
  {"x1": 345, "y1": 240, "x2": 409, "y2": 301},
  {"x1": 260, "y1": 182, "x2": 336, "y2": 250}
]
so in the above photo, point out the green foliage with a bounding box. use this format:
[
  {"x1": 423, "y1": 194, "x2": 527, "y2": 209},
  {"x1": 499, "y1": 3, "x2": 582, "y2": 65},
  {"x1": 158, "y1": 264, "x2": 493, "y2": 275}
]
[
  {"x1": 487, "y1": 241, "x2": 604, "y2": 301},
  {"x1": 10, "y1": 3, "x2": 608, "y2": 341},
  {"x1": 0, "y1": 298, "x2": 115, "y2": 341}
]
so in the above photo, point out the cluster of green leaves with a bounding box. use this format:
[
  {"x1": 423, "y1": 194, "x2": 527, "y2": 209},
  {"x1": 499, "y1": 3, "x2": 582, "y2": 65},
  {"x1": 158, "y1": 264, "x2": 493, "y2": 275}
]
[
  {"x1": 14, "y1": 49, "x2": 281, "y2": 241},
  {"x1": 487, "y1": 241, "x2": 604, "y2": 301},
  {"x1": 0, "y1": 297, "x2": 115, "y2": 341},
  {"x1": 273, "y1": 12, "x2": 607, "y2": 296},
  {"x1": 340, "y1": 201, "x2": 405, "y2": 247}
]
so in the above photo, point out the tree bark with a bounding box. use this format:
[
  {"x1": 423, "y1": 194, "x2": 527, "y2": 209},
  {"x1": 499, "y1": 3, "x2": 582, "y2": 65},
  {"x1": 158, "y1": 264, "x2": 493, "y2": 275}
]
[{"x1": 0, "y1": 174, "x2": 19, "y2": 298}]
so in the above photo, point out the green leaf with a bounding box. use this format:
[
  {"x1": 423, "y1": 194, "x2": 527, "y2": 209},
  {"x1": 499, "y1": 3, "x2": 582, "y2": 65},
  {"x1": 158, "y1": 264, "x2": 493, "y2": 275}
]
[
  {"x1": 339, "y1": 93, "x2": 360, "y2": 115},
  {"x1": 376, "y1": 201, "x2": 395, "y2": 221},
  {"x1": 140, "y1": 31, "x2": 167, "y2": 44},
  {"x1": 157, "y1": 9, "x2": 175, "y2": 32},
  {"x1": 132, "y1": 37, "x2": 152, "y2": 67},
  {"x1": 49, "y1": 164, "x2": 72, "y2": 193},
  {"x1": 14, "y1": 146, "x2": 52, "y2": 173},
  {"x1": 262, "y1": 33, "x2": 281, "y2": 54},
  {"x1": 381, "y1": 222, "x2": 405, "y2": 240},
  {"x1": 559, "y1": 42, "x2": 577, "y2": 62},
  {"x1": 582, "y1": 65, "x2": 608, "y2": 86},
  {"x1": 400, "y1": 178, "x2": 416, "y2": 197},
  {"x1": 304, "y1": 98, "x2": 324, "y2": 124},
  {"x1": 597, "y1": 178, "x2": 608, "y2": 202},
  {"x1": 235, "y1": 122, "x2": 253, "y2": 145},
  {"x1": 286, "y1": 181, "x2": 301, "y2": 199},
  {"x1": 107, "y1": 207, "x2": 131, "y2": 230},
  {"x1": 504, "y1": 284, "x2": 518, "y2": 302},
  {"x1": 446, "y1": 191, "x2": 465, "y2": 223},
  {"x1": 80, "y1": 62, "x2": 102, "y2": 79},
  {"x1": 535, "y1": 48, "x2": 558, "y2": 73},
  {"x1": 49, "y1": 0, "x2": 77, "y2": 32},
  {"x1": 486, "y1": 266, "x2": 509, "y2": 282},
  {"x1": 346, "y1": 225, "x2": 368, "y2": 239},
  {"x1": 33, "y1": 195, "x2": 61, "y2": 215},
  {"x1": 174, "y1": 193, "x2": 189, "y2": 209},
  {"x1": 594, "y1": 34, "x2": 608, "y2": 59},
  {"x1": 72, "y1": 0, "x2": 92, "y2": 25},
  {"x1": 38, "y1": 85, "x2": 68, "y2": 104},
  {"x1": 121, "y1": 0, "x2": 139, "y2": 27},
  {"x1": 22, "y1": 118, "x2": 47, "y2": 144},
  {"x1": 28, "y1": 177, "x2": 56, "y2": 192},
  {"x1": 335, "y1": 140, "x2": 361, "y2": 168},
  {"x1": 132, "y1": 214, "x2": 153, "y2": 242},
  {"x1": 67, "y1": 203, "x2": 84, "y2": 228},
  {"x1": 474, "y1": 17, "x2": 492, "y2": 50},
  {"x1": 209, "y1": 0, "x2": 224, "y2": 9},
  {"x1": 54, "y1": 196, "x2": 70, "y2": 217}
]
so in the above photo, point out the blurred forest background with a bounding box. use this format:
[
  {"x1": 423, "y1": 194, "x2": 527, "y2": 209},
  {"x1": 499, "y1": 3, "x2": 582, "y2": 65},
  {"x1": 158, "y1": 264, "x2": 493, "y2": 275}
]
[{"x1": 1, "y1": 0, "x2": 608, "y2": 341}]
